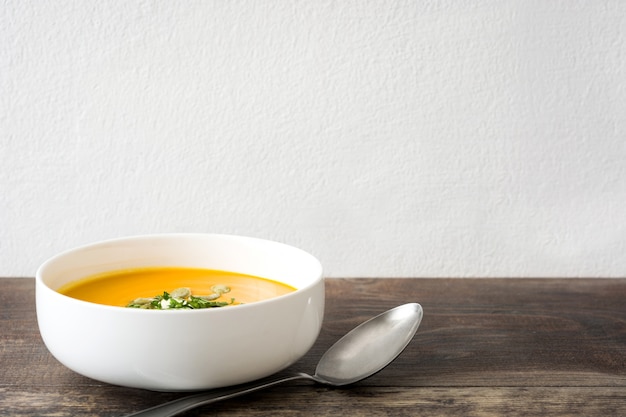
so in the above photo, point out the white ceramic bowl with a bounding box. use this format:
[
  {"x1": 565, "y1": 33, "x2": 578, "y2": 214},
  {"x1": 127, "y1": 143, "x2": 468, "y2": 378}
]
[{"x1": 36, "y1": 234, "x2": 324, "y2": 391}]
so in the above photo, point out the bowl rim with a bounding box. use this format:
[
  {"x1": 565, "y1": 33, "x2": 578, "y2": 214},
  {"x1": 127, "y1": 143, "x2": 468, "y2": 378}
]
[{"x1": 36, "y1": 233, "x2": 324, "y2": 315}]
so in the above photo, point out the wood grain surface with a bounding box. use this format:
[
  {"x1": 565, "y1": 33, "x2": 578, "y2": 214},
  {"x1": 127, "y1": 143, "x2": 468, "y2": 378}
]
[{"x1": 1, "y1": 278, "x2": 625, "y2": 416}]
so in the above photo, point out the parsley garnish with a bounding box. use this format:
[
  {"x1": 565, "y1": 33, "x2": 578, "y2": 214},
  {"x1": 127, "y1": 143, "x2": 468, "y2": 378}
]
[{"x1": 126, "y1": 286, "x2": 236, "y2": 310}]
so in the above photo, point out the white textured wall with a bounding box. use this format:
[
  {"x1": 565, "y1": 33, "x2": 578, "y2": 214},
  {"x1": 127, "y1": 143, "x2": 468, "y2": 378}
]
[{"x1": 2, "y1": 1, "x2": 626, "y2": 278}]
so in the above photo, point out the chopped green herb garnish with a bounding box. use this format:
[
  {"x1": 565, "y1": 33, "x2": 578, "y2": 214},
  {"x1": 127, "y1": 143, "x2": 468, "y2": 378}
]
[{"x1": 126, "y1": 286, "x2": 236, "y2": 309}]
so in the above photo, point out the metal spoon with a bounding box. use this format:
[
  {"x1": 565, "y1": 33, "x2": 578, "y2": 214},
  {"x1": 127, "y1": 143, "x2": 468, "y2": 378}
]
[{"x1": 124, "y1": 303, "x2": 423, "y2": 417}]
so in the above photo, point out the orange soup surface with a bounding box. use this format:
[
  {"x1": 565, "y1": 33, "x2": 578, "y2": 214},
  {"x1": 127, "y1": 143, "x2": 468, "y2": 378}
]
[{"x1": 58, "y1": 267, "x2": 296, "y2": 308}]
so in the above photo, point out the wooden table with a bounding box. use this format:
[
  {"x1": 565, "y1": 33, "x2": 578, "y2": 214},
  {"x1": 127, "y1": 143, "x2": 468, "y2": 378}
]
[{"x1": 1, "y1": 278, "x2": 625, "y2": 416}]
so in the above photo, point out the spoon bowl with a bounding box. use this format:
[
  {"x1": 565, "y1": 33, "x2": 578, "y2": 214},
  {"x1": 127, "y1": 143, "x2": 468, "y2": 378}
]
[
  {"x1": 315, "y1": 302, "x2": 423, "y2": 385},
  {"x1": 125, "y1": 303, "x2": 423, "y2": 417}
]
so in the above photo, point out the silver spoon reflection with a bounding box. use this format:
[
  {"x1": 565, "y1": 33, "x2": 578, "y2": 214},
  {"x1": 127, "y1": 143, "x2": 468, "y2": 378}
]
[{"x1": 124, "y1": 303, "x2": 423, "y2": 417}]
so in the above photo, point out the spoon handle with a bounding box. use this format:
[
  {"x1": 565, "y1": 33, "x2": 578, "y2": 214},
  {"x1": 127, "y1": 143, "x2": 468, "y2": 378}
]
[{"x1": 123, "y1": 373, "x2": 313, "y2": 417}]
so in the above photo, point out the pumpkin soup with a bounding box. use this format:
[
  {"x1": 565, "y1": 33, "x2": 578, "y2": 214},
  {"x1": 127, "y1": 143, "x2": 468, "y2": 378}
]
[{"x1": 58, "y1": 267, "x2": 296, "y2": 308}]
